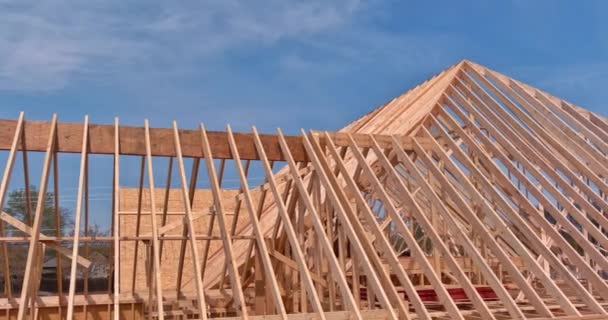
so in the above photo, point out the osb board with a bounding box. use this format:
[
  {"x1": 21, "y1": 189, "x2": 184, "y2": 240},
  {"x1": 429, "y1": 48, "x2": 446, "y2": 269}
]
[
  {"x1": 2, "y1": 304, "x2": 144, "y2": 320},
  {"x1": 119, "y1": 187, "x2": 264, "y2": 294}
]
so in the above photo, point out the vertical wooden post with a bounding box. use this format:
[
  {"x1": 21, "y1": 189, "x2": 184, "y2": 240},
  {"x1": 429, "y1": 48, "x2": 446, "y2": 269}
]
[
  {"x1": 113, "y1": 118, "x2": 121, "y2": 320},
  {"x1": 143, "y1": 120, "x2": 166, "y2": 320},
  {"x1": 159, "y1": 157, "x2": 173, "y2": 260},
  {"x1": 176, "y1": 158, "x2": 199, "y2": 297},
  {"x1": 131, "y1": 157, "x2": 146, "y2": 293},
  {"x1": 52, "y1": 146, "x2": 63, "y2": 316}
]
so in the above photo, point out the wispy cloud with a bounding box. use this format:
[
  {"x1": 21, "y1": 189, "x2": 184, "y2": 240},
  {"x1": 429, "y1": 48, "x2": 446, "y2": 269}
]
[
  {"x1": 0, "y1": 0, "x2": 474, "y2": 134},
  {"x1": 0, "y1": 0, "x2": 363, "y2": 92}
]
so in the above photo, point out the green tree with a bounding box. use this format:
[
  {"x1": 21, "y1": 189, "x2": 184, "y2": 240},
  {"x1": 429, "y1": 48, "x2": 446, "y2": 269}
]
[{"x1": 4, "y1": 185, "x2": 72, "y2": 236}]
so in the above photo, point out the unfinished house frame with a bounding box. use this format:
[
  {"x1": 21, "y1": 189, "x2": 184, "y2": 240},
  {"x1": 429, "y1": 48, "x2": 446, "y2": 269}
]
[{"x1": 0, "y1": 60, "x2": 607, "y2": 319}]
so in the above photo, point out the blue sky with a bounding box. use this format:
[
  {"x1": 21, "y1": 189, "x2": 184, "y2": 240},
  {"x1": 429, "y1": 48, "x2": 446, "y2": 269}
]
[
  {"x1": 1, "y1": 1, "x2": 607, "y2": 230},
  {"x1": 0, "y1": 0, "x2": 606, "y2": 133}
]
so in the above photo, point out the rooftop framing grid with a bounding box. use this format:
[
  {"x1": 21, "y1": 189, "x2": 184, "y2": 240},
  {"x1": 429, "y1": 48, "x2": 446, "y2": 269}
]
[{"x1": 0, "y1": 60, "x2": 607, "y2": 320}]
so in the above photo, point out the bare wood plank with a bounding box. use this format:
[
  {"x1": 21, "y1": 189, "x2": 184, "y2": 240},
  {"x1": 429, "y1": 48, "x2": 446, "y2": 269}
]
[
  {"x1": 158, "y1": 156, "x2": 173, "y2": 260},
  {"x1": 17, "y1": 114, "x2": 57, "y2": 320},
  {"x1": 449, "y1": 86, "x2": 608, "y2": 218},
  {"x1": 269, "y1": 250, "x2": 327, "y2": 287},
  {"x1": 302, "y1": 131, "x2": 400, "y2": 320},
  {"x1": 0, "y1": 119, "x2": 420, "y2": 161},
  {"x1": 199, "y1": 124, "x2": 249, "y2": 318},
  {"x1": 218, "y1": 158, "x2": 250, "y2": 290},
  {"x1": 66, "y1": 116, "x2": 90, "y2": 319},
  {"x1": 276, "y1": 129, "x2": 362, "y2": 320},
  {"x1": 0, "y1": 212, "x2": 91, "y2": 267},
  {"x1": 143, "y1": 120, "x2": 166, "y2": 320},
  {"x1": 252, "y1": 127, "x2": 326, "y2": 320},
  {"x1": 51, "y1": 146, "x2": 63, "y2": 314},
  {"x1": 113, "y1": 118, "x2": 121, "y2": 320},
  {"x1": 424, "y1": 116, "x2": 572, "y2": 317},
  {"x1": 438, "y1": 99, "x2": 604, "y2": 313},
  {"x1": 459, "y1": 70, "x2": 608, "y2": 194},
  {"x1": 325, "y1": 133, "x2": 438, "y2": 319},
  {"x1": 373, "y1": 137, "x2": 499, "y2": 320},
  {"x1": 130, "y1": 157, "x2": 145, "y2": 293},
  {"x1": 172, "y1": 121, "x2": 209, "y2": 320},
  {"x1": 465, "y1": 63, "x2": 608, "y2": 173},
  {"x1": 176, "y1": 157, "x2": 200, "y2": 296},
  {"x1": 343, "y1": 133, "x2": 468, "y2": 319},
  {"x1": 524, "y1": 87, "x2": 608, "y2": 154},
  {"x1": 589, "y1": 112, "x2": 608, "y2": 135},
  {"x1": 226, "y1": 125, "x2": 287, "y2": 319},
  {"x1": 83, "y1": 154, "x2": 90, "y2": 317},
  {"x1": 0, "y1": 113, "x2": 24, "y2": 299},
  {"x1": 451, "y1": 78, "x2": 608, "y2": 290},
  {"x1": 441, "y1": 92, "x2": 608, "y2": 309},
  {"x1": 241, "y1": 160, "x2": 277, "y2": 288}
]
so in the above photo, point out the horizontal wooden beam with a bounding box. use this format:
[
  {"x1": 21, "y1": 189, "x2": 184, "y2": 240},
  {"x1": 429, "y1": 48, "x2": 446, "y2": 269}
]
[
  {"x1": 0, "y1": 212, "x2": 91, "y2": 268},
  {"x1": 0, "y1": 119, "x2": 419, "y2": 161}
]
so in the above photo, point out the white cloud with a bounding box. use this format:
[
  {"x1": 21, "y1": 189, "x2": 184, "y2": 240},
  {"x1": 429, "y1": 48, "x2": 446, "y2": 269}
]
[{"x1": 0, "y1": 0, "x2": 362, "y2": 91}]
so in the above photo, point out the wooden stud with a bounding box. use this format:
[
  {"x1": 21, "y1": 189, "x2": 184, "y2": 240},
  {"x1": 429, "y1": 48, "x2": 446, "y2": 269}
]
[
  {"x1": 302, "y1": 130, "x2": 400, "y2": 320},
  {"x1": 372, "y1": 135, "x2": 499, "y2": 320},
  {"x1": 348, "y1": 133, "x2": 478, "y2": 319},
  {"x1": 276, "y1": 129, "x2": 363, "y2": 319},
  {"x1": 251, "y1": 126, "x2": 327, "y2": 320},
  {"x1": 0, "y1": 112, "x2": 24, "y2": 300},
  {"x1": 226, "y1": 125, "x2": 287, "y2": 319},
  {"x1": 158, "y1": 156, "x2": 173, "y2": 260},
  {"x1": 143, "y1": 120, "x2": 166, "y2": 320},
  {"x1": 113, "y1": 118, "x2": 121, "y2": 320},
  {"x1": 131, "y1": 156, "x2": 146, "y2": 293},
  {"x1": 176, "y1": 157, "x2": 200, "y2": 296},
  {"x1": 436, "y1": 100, "x2": 598, "y2": 312},
  {"x1": 199, "y1": 124, "x2": 249, "y2": 318},
  {"x1": 172, "y1": 121, "x2": 209, "y2": 319},
  {"x1": 441, "y1": 91, "x2": 608, "y2": 311},
  {"x1": 66, "y1": 116, "x2": 90, "y2": 319},
  {"x1": 17, "y1": 114, "x2": 57, "y2": 320}
]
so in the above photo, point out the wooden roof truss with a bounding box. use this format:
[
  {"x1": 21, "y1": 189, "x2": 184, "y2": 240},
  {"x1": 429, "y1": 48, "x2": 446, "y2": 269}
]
[{"x1": 0, "y1": 60, "x2": 607, "y2": 319}]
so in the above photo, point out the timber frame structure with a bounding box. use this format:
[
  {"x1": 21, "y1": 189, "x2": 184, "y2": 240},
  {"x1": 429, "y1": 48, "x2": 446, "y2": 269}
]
[{"x1": 0, "y1": 60, "x2": 607, "y2": 319}]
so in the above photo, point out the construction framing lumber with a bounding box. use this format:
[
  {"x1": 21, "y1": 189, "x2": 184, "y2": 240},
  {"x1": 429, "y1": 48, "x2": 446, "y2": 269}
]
[
  {"x1": 66, "y1": 116, "x2": 89, "y2": 319},
  {"x1": 2, "y1": 59, "x2": 608, "y2": 319},
  {"x1": 0, "y1": 120, "x2": 420, "y2": 160}
]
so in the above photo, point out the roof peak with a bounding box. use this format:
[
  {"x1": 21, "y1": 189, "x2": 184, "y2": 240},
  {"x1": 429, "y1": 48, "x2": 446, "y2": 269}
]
[{"x1": 341, "y1": 58, "x2": 606, "y2": 135}]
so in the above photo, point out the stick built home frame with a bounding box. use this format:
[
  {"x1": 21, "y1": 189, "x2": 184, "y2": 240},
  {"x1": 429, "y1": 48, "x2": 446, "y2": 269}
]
[{"x1": 0, "y1": 60, "x2": 607, "y2": 319}]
